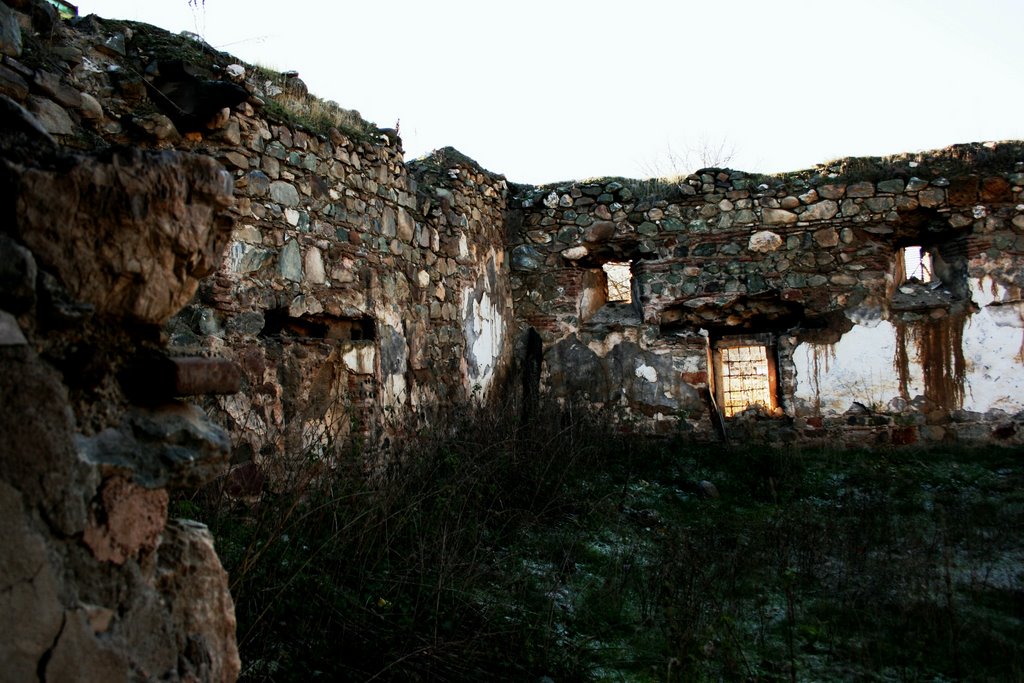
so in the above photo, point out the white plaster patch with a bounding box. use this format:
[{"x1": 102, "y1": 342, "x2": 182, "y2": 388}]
[
  {"x1": 794, "y1": 312, "x2": 1024, "y2": 415},
  {"x1": 971, "y1": 275, "x2": 1011, "y2": 307},
  {"x1": 679, "y1": 355, "x2": 704, "y2": 374},
  {"x1": 635, "y1": 364, "x2": 658, "y2": 383},
  {"x1": 961, "y1": 306, "x2": 1024, "y2": 412},
  {"x1": 793, "y1": 322, "x2": 920, "y2": 413},
  {"x1": 986, "y1": 302, "x2": 1024, "y2": 328},
  {"x1": 375, "y1": 308, "x2": 409, "y2": 410},
  {"x1": 462, "y1": 285, "x2": 504, "y2": 397},
  {"x1": 341, "y1": 345, "x2": 375, "y2": 375},
  {"x1": 587, "y1": 331, "x2": 625, "y2": 358},
  {"x1": 384, "y1": 372, "x2": 407, "y2": 407}
]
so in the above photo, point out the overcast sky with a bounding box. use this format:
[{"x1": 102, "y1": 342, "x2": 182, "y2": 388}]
[{"x1": 78, "y1": 0, "x2": 1024, "y2": 184}]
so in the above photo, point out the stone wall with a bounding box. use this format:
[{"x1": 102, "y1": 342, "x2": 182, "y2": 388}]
[
  {"x1": 0, "y1": 4, "x2": 245, "y2": 680},
  {"x1": 0, "y1": 1, "x2": 520, "y2": 671},
  {"x1": 0, "y1": 22, "x2": 239, "y2": 683},
  {"x1": 0, "y1": 7, "x2": 515, "y2": 472},
  {"x1": 173, "y1": 121, "x2": 513, "y2": 470},
  {"x1": 509, "y1": 147, "x2": 1024, "y2": 447},
  {"x1": 14, "y1": 2, "x2": 1021, "y2": 464}
]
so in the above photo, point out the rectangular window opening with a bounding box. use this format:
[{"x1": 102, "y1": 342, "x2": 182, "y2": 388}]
[
  {"x1": 713, "y1": 340, "x2": 778, "y2": 418},
  {"x1": 602, "y1": 261, "x2": 632, "y2": 303},
  {"x1": 901, "y1": 246, "x2": 933, "y2": 284}
]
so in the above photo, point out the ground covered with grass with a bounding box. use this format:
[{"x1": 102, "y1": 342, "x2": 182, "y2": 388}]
[{"x1": 178, "y1": 411, "x2": 1024, "y2": 682}]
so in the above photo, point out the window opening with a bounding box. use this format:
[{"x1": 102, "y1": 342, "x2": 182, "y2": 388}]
[
  {"x1": 602, "y1": 261, "x2": 632, "y2": 303},
  {"x1": 713, "y1": 340, "x2": 777, "y2": 417},
  {"x1": 901, "y1": 246, "x2": 933, "y2": 283}
]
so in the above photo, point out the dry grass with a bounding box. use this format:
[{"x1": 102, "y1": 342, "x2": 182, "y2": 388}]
[
  {"x1": 176, "y1": 404, "x2": 1024, "y2": 682},
  {"x1": 251, "y1": 64, "x2": 378, "y2": 141}
]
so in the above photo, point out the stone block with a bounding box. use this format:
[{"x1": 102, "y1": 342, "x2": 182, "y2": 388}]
[
  {"x1": 269, "y1": 180, "x2": 300, "y2": 206},
  {"x1": 77, "y1": 402, "x2": 232, "y2": 489},
  {"x1": 748, "y1": 230, "x2": 782, "y2": 253},
  {"x1": 981, "y1": 176, "x2": 1012, "y2": 202},
  {"x1": 918, "y1": 187, "x2": 946, "y2": 208},
  {"x1": 279, "y1": 239, "x2": 303, "y2": 281},
  {"x1": 82, "y1": 476, "x2": 168, "y2": 565},
  {"x1": 846, "y1": 181, "x2": 875, "y2": 197},
  {"x1": 0, "y1": 62, "x2": 27, "y2": 100},
  {"x1": 946, "y1": 175, "x2": 979, "y2": 206},
  {"x1": 0, "y1": 481, "x2": 63, "y2": 681},
  {"x1": 817, "y1": 183, "x2": 845, "y2": 199},
  {"x1": 33, "y1": 69, "x2": 81, "y2": 109},
  {"x1": 12, "y1": 148, "x2": 233, "y2": 325},
  {"x1": 27, "y1": 95, "x2": 74, "y2": 135},
  {"x1": 864, "y1": 196, "x2": 895, "y2": 212},
  {"x1": 800, "y1": 199, "x2": 838, "y2": 221},
  {"x1": 0, "y1": 309, "x2": 26, "y2": 345},
  {"x1": 762, "y1": 208, "x2": 798, "y2": 225},
  {"x1": 812, "y1": 227, "x2": 839, "y2": 247},
  {"x1": 0, "y1": 2, "x2": 21, "y2": 57},
  {"x1": 876, "y1": 179, "x2": 905, "y2": 193}
]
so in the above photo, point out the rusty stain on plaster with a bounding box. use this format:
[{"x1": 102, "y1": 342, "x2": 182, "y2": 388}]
[
  {"x1": 895, "y1": 311, "x2": 968, "y2": 410},
  {"x1": 809, "y1": 343, "x2": 836, "y2": 415}
]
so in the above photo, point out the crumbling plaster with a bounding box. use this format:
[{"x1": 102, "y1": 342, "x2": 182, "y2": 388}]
[
  {"x1": 510, "y1": 153, "x2": 1024, "y2": 445},
  {"x1": 4, "y1": 6, "x2": 1022, "y2": 463}
]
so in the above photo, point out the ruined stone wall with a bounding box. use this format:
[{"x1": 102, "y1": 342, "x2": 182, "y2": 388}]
[
  {"x1": 510, "y1": 146, "x2": 1024, "y2": 447},
  {"x1": 0, "y1": 8, "x2": 514, "y2": 472},
  {"x1": 0, "y1": 3, "x2": 240, "y2": 678},
  {"x1": 0, "y1": 11, "x2": 517, "y2": 674},
  {"x1": 172, "y1": 122, "x2": 513, "y2": 471}
]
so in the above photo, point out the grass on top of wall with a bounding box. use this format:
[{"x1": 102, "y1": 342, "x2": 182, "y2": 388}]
[
  {"x1": 176, "y1": 404, "x2": 1024, "y2": 682},
  {"x1": 250, "y1": 64, "x2": 379, "y2": 142}
]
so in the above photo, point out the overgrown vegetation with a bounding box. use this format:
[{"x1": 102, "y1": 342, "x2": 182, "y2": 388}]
[
  {"x1": 178, "y1": 407, "x2": 1024, "y2": 681},
  {"x1": 87, "y1": 17, "x2": 379, "y2": 142},
  {"x1": 250, "y1": 64, "x2": 378, "y2": 142}
]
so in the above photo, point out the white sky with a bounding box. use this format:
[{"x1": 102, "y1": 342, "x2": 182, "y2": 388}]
[{"x1": 77, "y1": 0, "x2": 1024, "y2": 184}]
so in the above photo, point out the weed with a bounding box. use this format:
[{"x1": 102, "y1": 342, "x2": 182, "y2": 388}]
[
  {"x1": 180, "y1": 410, "x2": 1024, "y2": 681},
  {"x1": 251, "y1": 65, "x2": 377, "y2": 142}
]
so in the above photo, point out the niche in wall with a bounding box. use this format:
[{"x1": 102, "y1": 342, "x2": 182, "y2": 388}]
[{"x1": 260, "y1": 308, "x2": 377, "y2": 342}]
